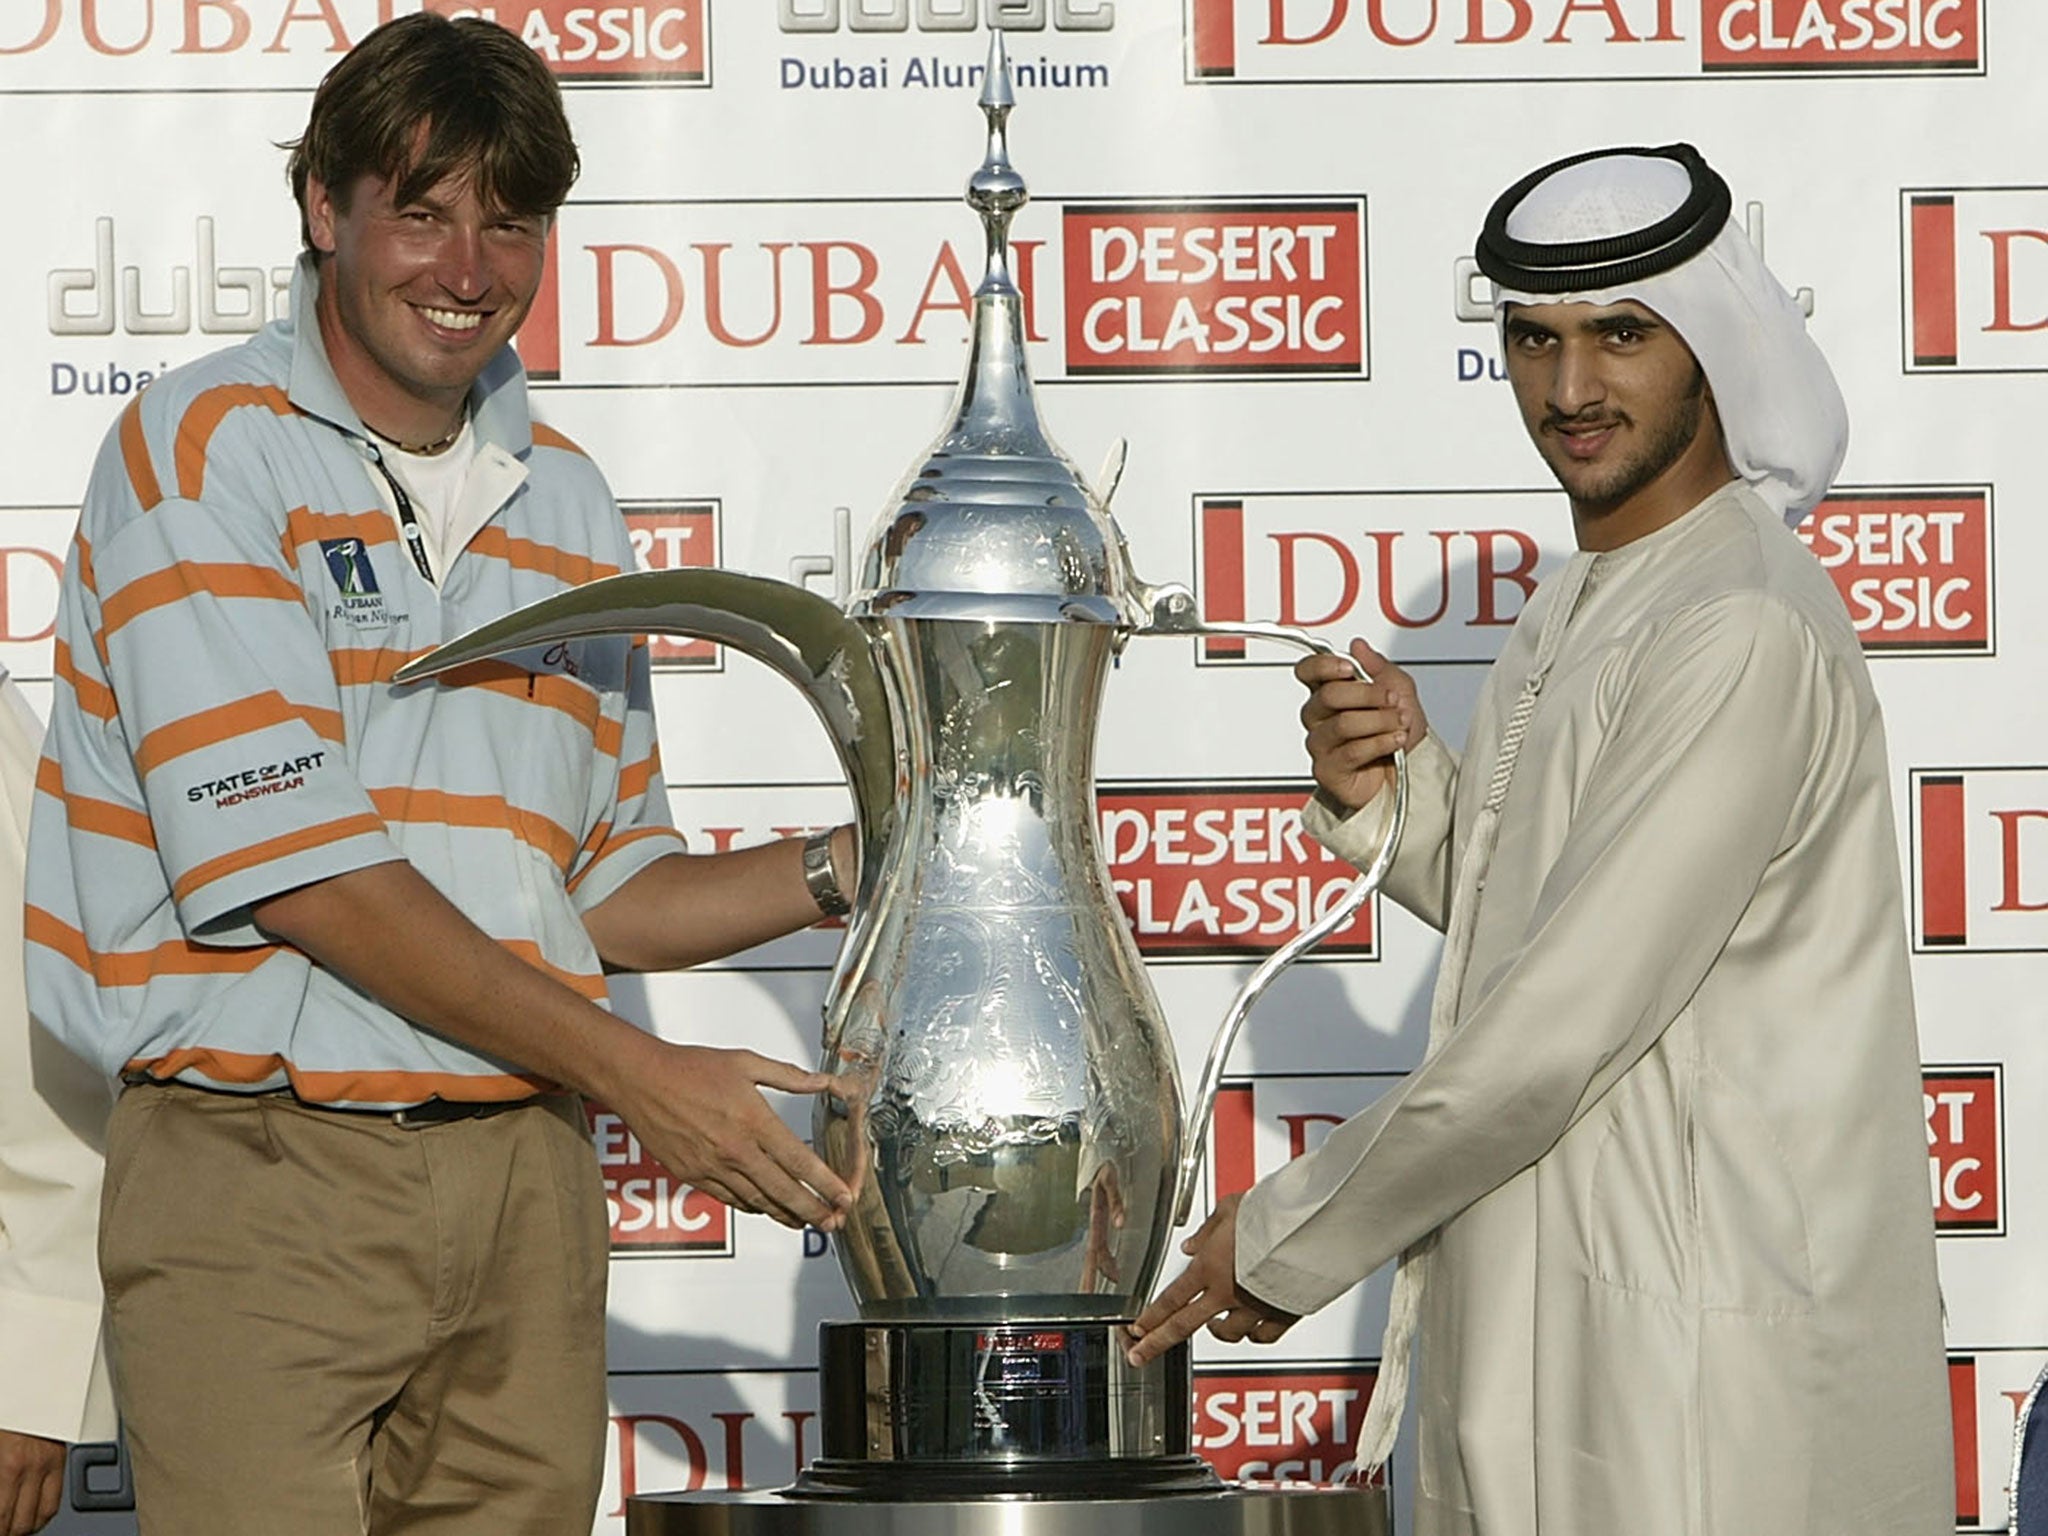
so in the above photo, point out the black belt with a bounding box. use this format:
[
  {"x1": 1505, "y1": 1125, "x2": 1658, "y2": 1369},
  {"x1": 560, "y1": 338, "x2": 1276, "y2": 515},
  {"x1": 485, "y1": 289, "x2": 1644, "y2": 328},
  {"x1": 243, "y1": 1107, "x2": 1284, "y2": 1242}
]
[
  {"x1": 122, "y1": 1073, "x2": 551, "y2": 1130},
  {"x1": 389, "y1": 1097, "x2": 541, "y2": 1129}
]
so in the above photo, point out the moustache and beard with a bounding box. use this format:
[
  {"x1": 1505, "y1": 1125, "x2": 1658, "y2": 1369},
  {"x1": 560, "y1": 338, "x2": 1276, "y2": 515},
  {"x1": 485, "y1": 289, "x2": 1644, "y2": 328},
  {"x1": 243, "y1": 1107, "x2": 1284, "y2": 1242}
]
[{"x1": 1538, "y1": 361, "x2": 1712, "y2": 517}]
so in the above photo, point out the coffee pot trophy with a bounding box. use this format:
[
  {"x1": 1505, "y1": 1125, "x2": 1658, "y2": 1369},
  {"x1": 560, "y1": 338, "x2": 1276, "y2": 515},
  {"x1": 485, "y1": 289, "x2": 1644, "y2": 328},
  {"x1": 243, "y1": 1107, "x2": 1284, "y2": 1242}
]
[{"x1": 399, "y1": 33, "x2": 1401, "y2": 1535}]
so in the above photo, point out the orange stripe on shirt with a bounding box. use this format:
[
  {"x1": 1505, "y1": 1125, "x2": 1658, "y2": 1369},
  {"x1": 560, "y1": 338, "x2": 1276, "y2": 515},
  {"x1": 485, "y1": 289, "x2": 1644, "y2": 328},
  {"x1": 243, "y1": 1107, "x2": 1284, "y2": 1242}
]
[
  {"x1": 175, "y1": 384, "x2": 294, "y2": 502},
  {"x1": 332, "y1": 647, "x2": 532, "y2": 690},
  {"x1": 529, "y1": 423, "x2": 588, "y2": 457},
  {"x1": 134, "y1": 693, "x2": 346, "y2": 777},
  {"x1": 23, "y1": 905, "x2": 92, "y2": 972},
  {"x1": 368, "y1": 786, "x2": 577, "y2": 873},
  {"x1": 567, "y1": 824, "x2": 685, "y2": 894},
  {"x1": 124, "y1": 1048, "x2": 556, "y2": 1106},
  {"x1": 73, "y1": 533, "x2": 116, "y2": 674},
  {"x1": 54, "y1": 641, "x2": 118, "y2": 722},
  {"x1": 468, "y1": 525, "x2": 620, "y2": 588},
  {"x1": 36, "y1": 757, "x2": 156, "y2": 849},
  {"x1": 100, "y1": 561, "x2": 304, "y2": 640},
  {"x1": 168, "y1": 812, "x2": 388, "y2": 907},
  {"x1": 25, "y1": 907, "x2": 273, "y2": 988},
  {"x1": 568, "y1": 818, "x2": 611, "y2": 884},
  {"x1": 332, "y1": 647, "x2": 414, "y2": 689},
  {"x1": 284, "y1": 506, "x2": 396, "y2": 565},
  {"x1": 119, "y1": 399, "x2": 164, "y2": 511},
  {"x1": 497, "y1": 938, "x2": 609, "y2": 1002},
  {"x1": 439, "y1": 660, "x2": 603, "y2": 737},
  {"x1": 617, "y1": 751, "x2": 657, "y2": 802},
  {"x1": 337, "y1": 654, "x2": 606, "y2": 741}
]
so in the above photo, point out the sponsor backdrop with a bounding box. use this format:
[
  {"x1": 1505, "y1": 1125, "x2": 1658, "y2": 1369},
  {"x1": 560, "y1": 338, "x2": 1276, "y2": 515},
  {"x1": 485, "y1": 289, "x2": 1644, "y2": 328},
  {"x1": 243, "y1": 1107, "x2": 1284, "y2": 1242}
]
[{"x1": 6, "y1": 0, "x2": 2042, "y2": 1529}]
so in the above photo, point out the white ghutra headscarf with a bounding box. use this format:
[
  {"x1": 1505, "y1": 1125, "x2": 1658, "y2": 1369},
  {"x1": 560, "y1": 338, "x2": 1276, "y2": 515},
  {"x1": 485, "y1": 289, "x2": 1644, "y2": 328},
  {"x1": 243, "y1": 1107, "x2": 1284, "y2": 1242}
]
[{"x1": 1475, "y1": 143, "x2": 1848, "y2": 525}]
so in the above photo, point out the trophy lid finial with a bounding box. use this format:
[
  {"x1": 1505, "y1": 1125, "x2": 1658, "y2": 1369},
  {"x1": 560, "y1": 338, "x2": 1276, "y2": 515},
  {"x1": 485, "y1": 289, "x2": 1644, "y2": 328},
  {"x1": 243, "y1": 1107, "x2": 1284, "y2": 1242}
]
[
  {"x1": 967, "y1": 29, "x2": 1025, "y2": 297},
  {"x1": 848, "y1": 28, "x2": 1129, "y2": 626}
]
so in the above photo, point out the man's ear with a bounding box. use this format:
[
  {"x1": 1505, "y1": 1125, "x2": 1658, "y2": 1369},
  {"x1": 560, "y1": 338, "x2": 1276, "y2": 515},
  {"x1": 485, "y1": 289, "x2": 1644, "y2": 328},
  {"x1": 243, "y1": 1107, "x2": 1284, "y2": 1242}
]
[{"x1": 305, "y1": 176, "x2": 342, "y2": 256}]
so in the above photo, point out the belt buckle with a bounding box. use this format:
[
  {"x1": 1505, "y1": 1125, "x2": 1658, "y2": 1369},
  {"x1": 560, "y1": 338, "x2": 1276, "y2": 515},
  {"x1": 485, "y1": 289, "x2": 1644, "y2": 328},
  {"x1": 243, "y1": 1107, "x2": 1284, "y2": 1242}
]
[
  {"x1": 391, "y1": 1100, "x2": 475, "y2": 1130},
  {"x1": 391, "y1": 1097, "x2": 521, "y2": 1129}
]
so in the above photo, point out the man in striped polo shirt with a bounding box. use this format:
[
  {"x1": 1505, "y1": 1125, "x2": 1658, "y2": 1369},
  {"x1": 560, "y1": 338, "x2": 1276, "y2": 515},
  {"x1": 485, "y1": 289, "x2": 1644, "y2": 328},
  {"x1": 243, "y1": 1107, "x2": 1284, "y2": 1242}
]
[{"x1": 26, "y1": 15, "x2": 857, "y2": 1533}]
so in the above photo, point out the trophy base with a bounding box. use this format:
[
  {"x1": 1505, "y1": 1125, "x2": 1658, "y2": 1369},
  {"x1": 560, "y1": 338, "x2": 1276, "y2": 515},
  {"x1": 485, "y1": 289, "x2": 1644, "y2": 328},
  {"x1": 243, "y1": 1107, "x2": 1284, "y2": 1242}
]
[
  {"x1": 789, "y1": 1454, "x2": 1219, "y2": 1501},
  {"x1": 810, "y1": 1318, "x2": 1203, "y2": 1493},
  {"x1": 625, "y1": 1486, "x2": 1388, "y2": 1536},
  {"x1": 625, "y1": 1319, "x2": 1389, "y2": 1534}
]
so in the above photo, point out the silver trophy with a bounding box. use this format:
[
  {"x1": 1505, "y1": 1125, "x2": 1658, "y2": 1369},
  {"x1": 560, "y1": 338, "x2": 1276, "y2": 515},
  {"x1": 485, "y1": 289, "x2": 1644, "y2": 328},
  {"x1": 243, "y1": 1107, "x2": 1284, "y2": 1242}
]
[{"x1": 400, "y1": 33, "x2": 1401, "y2": 1535}]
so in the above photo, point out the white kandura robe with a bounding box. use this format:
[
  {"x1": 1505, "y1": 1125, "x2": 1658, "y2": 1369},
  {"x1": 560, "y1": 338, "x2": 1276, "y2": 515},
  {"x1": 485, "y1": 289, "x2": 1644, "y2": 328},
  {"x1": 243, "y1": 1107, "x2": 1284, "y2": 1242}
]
[{"x1": 1237, "y1": 483, "x2": 1952, "y2": 1536}]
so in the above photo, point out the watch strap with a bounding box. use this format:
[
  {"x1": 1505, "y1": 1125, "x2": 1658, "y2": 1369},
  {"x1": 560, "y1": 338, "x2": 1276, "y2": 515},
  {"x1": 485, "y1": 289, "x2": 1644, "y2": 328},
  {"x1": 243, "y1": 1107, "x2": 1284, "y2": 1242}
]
[{"x1": 802, "y1": 829, "x2": 851, "y2": 918}]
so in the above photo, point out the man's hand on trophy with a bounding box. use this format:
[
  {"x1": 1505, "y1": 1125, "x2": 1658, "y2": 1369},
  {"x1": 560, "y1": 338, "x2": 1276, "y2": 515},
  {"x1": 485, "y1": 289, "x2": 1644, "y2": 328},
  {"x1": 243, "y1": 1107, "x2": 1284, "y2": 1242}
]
[
  {"x1": 1295, "y1": 638, "x2": 1427, "y2": 813},
  {"x1": 1124, "y1": 1195, "x2": 1300, "y2": 1367},
  {"x1": 616, "y1": 1043, "x2": 856, "y2": 1231}
]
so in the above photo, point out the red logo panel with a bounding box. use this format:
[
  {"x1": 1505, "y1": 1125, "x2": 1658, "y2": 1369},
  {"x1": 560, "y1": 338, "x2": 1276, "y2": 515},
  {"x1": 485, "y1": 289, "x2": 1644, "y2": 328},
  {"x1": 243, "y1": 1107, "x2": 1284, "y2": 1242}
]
[
  {"x1": 1792, "y1": 487, "x2": 1992, "y2": 653},
  {"x1": 428, "y1": 1, "x2": 706, "y2": 82},
  {"x1": 1192, "y1": 1363, "x2": 1381, "y2": 1484},
  {"x1": 604, "y1": 1371, "x2": 818, "y2": 1508},
  {"x1": 1194, "y1": 491, "x2": 1571, "y2": 665},
  {"x1": 1099, "y1": 782, "x2": 1375, "y2": 959},
  {"x1": 1949, "y1": 1350, "x2": 2048, "y2": 1529},
  {"x1": 1902, "y1": 187, "x2": 2048, "y2": 373},
  {"x1": 1701, "y1": 0, "x2": 1980, "y2": 70},
  {"x1": 530, "y1": 196, "x2": 1368, "y2": 388},
  {"x1": 1061, "y1": 202, "x2": 1366, "y2": 377},
  {"x1": 1184, "y1": 0, "x2": 1690, "y2": 80},
  {"x1": 1951, "y1": 1356, "x2": 1980, "y2": 1526},
  {"x1": 1924, "y1": 1066, "x2": 2003, "y2": 1235},
  {"x1": 0, "y1": 0, "x2": 705, "y2": 87},
  {"x1": 1912, "y1": 769, "x2": 2048, "y2": 953},
  {"x1": 1184, "y1": 0, "x2": 1981, "y2": 79}
]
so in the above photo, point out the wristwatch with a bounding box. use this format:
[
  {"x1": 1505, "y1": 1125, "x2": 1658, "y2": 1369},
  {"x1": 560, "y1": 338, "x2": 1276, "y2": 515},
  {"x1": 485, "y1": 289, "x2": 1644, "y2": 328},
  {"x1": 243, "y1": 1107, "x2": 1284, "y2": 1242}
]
[{"x1": 802, "y1": 828, "x2": 851, "y2": 917}]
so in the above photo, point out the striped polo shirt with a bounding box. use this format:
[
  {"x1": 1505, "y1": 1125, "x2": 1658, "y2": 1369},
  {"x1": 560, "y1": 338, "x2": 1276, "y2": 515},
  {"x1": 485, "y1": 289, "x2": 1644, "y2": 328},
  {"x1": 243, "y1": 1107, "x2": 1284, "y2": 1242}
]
[{"x1": 25, "y1": 256, "x2": 686, "y2": 1109}]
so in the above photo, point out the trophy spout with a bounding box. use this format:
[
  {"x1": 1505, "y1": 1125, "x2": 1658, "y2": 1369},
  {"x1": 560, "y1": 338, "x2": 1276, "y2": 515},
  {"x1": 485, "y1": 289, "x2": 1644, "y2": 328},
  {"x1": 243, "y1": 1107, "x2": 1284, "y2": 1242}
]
[
  {"x1": 393, "y1": 568, "x2": 900, "y2": 898},
  {"x1": 1122, "y1": 598, "x2": 1410, "y2": 1228}
]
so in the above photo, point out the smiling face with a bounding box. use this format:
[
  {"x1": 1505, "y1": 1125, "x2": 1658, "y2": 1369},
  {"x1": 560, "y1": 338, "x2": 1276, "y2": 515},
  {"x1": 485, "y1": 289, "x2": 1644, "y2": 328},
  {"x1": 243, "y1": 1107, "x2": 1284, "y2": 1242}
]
[
  {"x1": 1502, "y1": 298, "x2": 1736, "y2": 550},
  {"x1": 306, "y1": 162, "x2": 548, "y2": 446}
]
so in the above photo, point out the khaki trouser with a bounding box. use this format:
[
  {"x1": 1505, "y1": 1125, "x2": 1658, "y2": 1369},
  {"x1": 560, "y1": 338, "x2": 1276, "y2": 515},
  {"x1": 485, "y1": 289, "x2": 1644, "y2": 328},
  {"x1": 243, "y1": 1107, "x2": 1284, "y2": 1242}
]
[{"x1": 99, "y1": 1080, "x2": 609, "y2": 1536}]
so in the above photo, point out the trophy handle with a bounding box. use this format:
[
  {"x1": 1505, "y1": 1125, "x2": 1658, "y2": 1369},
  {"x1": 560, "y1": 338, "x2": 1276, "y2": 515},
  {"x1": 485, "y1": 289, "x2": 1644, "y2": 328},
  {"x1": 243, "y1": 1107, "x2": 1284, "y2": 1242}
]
[{"x1": 1127, "y1": 583, "x2": 1409, "y2": 1229}]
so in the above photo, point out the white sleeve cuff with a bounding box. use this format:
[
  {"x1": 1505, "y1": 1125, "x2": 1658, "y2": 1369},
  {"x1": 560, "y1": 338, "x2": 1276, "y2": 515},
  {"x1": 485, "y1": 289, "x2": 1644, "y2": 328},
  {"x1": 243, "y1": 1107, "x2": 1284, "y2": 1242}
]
[{"x1": 0, "y1": 1286, "x2": 115, "y2": 1442}]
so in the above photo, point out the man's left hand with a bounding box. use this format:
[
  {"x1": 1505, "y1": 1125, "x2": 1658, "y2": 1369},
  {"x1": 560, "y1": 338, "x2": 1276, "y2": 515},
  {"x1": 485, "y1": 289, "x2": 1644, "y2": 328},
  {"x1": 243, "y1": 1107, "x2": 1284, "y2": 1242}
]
[
  {"x1": 0, "y1": 1431, "x2": 66, "y2": 1536},
  {"x1": 1125, "y1": 1194, "x2": 1299, "y2": 1366}
]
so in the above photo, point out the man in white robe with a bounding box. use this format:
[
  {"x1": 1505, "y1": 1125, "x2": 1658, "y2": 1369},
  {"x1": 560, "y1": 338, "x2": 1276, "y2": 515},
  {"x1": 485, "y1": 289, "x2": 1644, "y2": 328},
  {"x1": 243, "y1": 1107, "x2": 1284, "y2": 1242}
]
[
  {"x1": 1130, "y1": 144, "x2": 1953, "y2": 1536},
  {"x1": 0, "y1": 669, "x2": 114, "y2": 1536}
]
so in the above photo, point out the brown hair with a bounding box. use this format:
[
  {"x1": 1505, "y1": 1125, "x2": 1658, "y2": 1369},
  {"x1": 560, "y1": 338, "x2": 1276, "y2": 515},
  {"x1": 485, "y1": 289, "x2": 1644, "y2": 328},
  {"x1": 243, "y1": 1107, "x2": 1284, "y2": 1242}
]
[{"x1": 284, "y1": 12, "x2": 579, "y2": 251}]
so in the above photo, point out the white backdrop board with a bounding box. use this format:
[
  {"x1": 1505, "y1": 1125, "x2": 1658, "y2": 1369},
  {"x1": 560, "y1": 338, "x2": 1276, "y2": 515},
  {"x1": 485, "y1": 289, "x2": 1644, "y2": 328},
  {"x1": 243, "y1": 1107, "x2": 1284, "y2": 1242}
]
[{"x1": 4, "y1": 2, "x2": 2041, "y2": 1529}]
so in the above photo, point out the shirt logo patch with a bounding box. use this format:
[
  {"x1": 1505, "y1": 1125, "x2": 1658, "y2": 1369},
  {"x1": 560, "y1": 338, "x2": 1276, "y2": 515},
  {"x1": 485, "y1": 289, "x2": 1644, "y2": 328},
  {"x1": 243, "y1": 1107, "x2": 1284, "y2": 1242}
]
[
  {"x1": 321, "y1": 538, "x2": 380, "y2": 595},
  {"x1": 319, "y1": 537, "x2": 403, "y2": 628},
  {"x1": 185, "y1": 751, "x2": 327, "y2": 810}
]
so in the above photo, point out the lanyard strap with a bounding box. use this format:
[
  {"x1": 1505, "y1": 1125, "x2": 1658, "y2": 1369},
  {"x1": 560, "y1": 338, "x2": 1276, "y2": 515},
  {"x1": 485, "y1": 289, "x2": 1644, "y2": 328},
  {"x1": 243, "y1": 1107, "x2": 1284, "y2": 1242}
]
[{"x1": 366, "y1": 446, "x2": 437, "y2": 585}]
